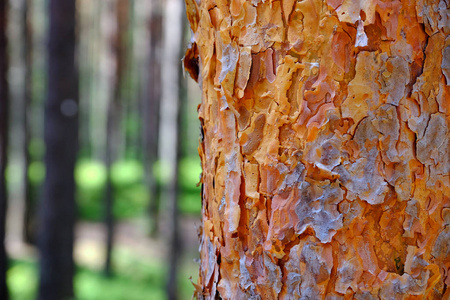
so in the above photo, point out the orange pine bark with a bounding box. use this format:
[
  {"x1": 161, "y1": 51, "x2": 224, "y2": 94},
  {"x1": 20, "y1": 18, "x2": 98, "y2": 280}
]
[{"x1": 184, "y1": 0, "x2": 450, "y2": 298}]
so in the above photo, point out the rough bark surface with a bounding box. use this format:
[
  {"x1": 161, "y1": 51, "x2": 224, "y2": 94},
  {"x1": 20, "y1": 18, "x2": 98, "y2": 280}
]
[{"x1": 184, "y1": 0, "x2": 450, "y2": 298}]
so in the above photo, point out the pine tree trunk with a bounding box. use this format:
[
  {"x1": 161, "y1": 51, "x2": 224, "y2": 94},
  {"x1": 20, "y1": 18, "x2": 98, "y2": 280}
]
[
  {"x1": 143, "y1": 0, "x2": 163, "y2": 237},
  {"x1": 0, "y1": 0, "x2": 9, "y2": 298},
  {"x1": 38, "y1": 0, "x2": 78, "y2": 298},
  {"x1": 184, "y1": 0, "x2": 450, "y2": 298},
  {"x1": 22, "y1": 0, "x2": 35, "y2": 245},
  {"x1": 103, "y1": 0, "x2": 128, "y2": 277},
  {"x1": 160, "y1": 0, "x2": 184, "y2": 297}
]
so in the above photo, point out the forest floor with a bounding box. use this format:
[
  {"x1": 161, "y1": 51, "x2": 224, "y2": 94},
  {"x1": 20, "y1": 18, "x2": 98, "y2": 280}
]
[{"x1": 6, "y1": 214, "x2": 201, "y2": 300}]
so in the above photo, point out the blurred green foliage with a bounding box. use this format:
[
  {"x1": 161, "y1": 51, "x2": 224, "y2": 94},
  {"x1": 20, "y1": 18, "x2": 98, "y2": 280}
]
[
  {"x1": 178, "y1": 158, "x2": 202, "y2": 215},
  {"x1": 23, "y1": 156, "x2": 202, "y2": 221},
  {"x1": 7, "y1": 260, "x2": 37, "y2": 300}
]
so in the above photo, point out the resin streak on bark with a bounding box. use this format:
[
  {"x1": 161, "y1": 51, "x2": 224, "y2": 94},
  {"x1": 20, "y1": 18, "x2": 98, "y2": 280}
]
[{"x1": 185, "y1": 0, "x2": 450, "y2": 298}]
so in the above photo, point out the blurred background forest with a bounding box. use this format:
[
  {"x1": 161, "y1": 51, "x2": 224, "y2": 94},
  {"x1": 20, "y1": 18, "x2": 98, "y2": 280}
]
[{"x1": 0, "y1": 0, "x2": 202, "y2": 299}]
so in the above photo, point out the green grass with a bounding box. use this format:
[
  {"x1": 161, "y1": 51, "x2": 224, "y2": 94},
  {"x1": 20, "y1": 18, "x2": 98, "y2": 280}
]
[
  {"x1": 7, "y1": 248, "x2": 198, "y2": 300},
  {"x1": 75, "y1": 262, "x2": 166, "y2": 300}
]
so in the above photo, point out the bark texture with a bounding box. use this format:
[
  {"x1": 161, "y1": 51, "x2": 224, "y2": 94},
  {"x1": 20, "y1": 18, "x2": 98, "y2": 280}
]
[{"x1": 184, "y1": 0, "x2": 450, "y2": 298}]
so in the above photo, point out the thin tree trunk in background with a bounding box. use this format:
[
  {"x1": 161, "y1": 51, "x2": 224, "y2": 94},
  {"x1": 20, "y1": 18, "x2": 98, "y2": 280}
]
[
  {"x1": 22, "y1": 0, "x2": 34, "y2": 245},
  {"x1": 185, "y1": 0, "x2": 450, "y2": 298},
  {"x1": 38, "y1": 0, "x2": 78, "y2": 298},
  {"x1": 103, "y1": 0, "x2": 117, "y2": 277},
  {"x1": 0, "y1": 0, "x2": 9, "y2": 298},
  {"x1": 78, "y1": 0, "x2": 93, "y2": 158},
  {"x1": 124, "y1": 0, "x2": 138, "y2": 159},
  {"x1": 161, "y1": 0, "x2": 184, "y2": 298},
  {"x1": 103, "y1": 0, "x2": 128, "y2": 277},
  {"x1": 103, "y1": 76, "x2": 116, "y2": 277},
  {"x1": 115, "y1": 0, "x2": 128, "y2": 161},
  {"x1": 144, "y1": 0, "x2": 162, "y2": 237},
  {"x1": 104, "y1": 98, "x2": 116, "y2": 277},
  {"x1": 90, "y1": 0, "x2": 105, "y2": 161}
]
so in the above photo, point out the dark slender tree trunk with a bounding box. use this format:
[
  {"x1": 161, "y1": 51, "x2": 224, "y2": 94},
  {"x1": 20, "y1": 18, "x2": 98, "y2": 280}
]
[
  {"x1": 143, "y1": 0, "x2": 162, "y2": 237},
  {"x1": 88, "y1": 0, "x2": 103, "y2": 160},
  {"x1": 104, "y1": 101, "x2": 116, "y2": 277},
  {"x1": 22, "y1": 0, "x2": 35, "y2": 245},
  {"x1": 0, "y1": 0, "x2": 9, "y2": 298},
  {"x1": 78, "y1": 0, "x2": 92, "y2": 158},
  {"x1": 103, "y1": 0, "x2": 128, "y2": 277},
  {"x1": 161, "y1": 0, "x2": 184, "y2": 298},
  {"x1": 166, "y1": 118, "x2": 181, "y2": 300},
  {"x1": 103, "y1": 0, "x2": 117, "y2": 277},
  {"x1": 38, "y1": 0, "x2": 78, "y2": 299}
]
